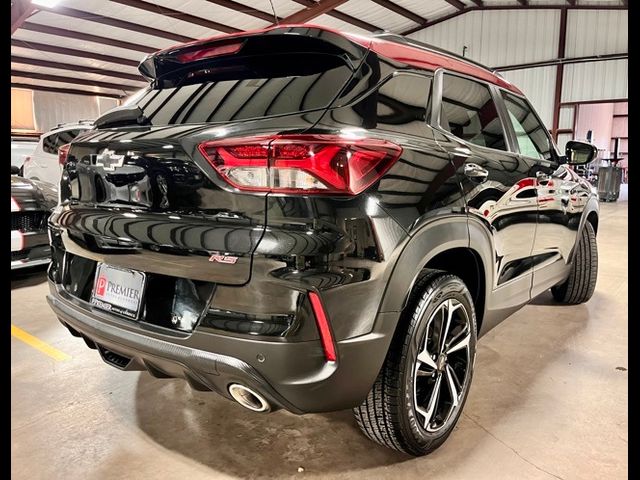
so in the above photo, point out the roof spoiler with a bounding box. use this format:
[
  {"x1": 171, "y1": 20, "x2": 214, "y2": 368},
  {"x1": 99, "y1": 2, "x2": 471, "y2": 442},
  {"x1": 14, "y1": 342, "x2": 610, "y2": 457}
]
[{"x1": 138, "y1": 25, "x2": 370, "y2": 82}]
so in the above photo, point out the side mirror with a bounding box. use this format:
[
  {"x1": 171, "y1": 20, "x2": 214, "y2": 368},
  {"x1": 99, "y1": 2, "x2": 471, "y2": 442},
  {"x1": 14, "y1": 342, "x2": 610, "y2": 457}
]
[
  {"x1": 10, "y1": 165, "x2": 20, "y2": 175},
  {"x1": 565, "y1": 140, "x2": 597, "y2": 165}
]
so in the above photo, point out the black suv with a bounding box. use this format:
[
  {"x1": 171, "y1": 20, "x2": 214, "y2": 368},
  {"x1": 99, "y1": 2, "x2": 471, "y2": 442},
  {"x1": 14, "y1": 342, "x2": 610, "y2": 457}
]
[{"x1": 47, "y1": 25, "x2": 598, "y2": 456}]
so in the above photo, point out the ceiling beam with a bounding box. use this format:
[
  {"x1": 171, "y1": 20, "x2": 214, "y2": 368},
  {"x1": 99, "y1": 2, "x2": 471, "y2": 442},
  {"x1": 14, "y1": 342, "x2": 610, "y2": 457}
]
[
  {"x1": 289, "y1": 0, "x2": 380, "y2": 31},
  {"x1": 109, "y1": 0, "x2": 241, "y2": 34},
  {"x1": 205, "y1": 0, "x2": 281, "y2": 23},
  {"x1": 11, "y1": 82, "x2": 124, "y2": 99},
  {"x1": 370, "y1": 0, "x2": 428, "y2": 26},
  {"x1": 20, "y1": 22, "x2": 157, "y2": 54},
  {"x1": 12, "y1": 39, "x2": 140, "y2": 67},
  {"x1": 11, "y1": 56, "x2": 145, "y2": 82},
  {"x1": 402, "y1": 4, "x2": 628, "y2": 35},
  {"x1": 402, "y1": 8, "x2": 469, "y2": 35},
  {"x1": 443, "y1": 0, "x2": 466, "y2": 10},
  {"x1": 11, "y1": 0, "x2": 36, "y2": 34},
  {"x1": 12, "y1": 69, "x2": 140, "y2": 92},
  {"x1": 35, "y1": 5, "x2": 195, "y2": 43},
  {"x1": 282, "y1": 0, "x2": 349, "y2": 24}
]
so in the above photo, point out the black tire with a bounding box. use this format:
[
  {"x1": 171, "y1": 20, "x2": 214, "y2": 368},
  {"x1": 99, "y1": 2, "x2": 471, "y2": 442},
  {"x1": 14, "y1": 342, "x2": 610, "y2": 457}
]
[
  {"x1": 354, "y1": 270, "x2": 477, "y2": 456},
  {"x1": 551, "y1": 222, "x2": 598, "y2": 304}
]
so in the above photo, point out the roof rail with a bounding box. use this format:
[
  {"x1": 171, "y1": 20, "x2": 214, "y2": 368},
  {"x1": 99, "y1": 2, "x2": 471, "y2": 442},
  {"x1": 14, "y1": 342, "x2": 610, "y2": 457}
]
[
  {"x1": 53, "y1": 119, "x2": 95, "y2": 129},
  {"x1": 372, "y1": 32, "x2": 493, "y2": 73}
]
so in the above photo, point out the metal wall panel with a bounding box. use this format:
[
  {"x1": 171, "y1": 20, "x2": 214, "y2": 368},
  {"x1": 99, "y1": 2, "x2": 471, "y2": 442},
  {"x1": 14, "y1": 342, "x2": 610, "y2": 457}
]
[
  {"x1": 408, "y1": 9, "x2": 560, "y2": 69},
  {"x1": 562, "y1": 59, "x2": 628, "y2": 103},
  {"x1": 501, "y1": 66, "x2": 556, "y2": 127},
  {"x1": 559, "y1": 106, "x2": 574, "y2": 130},
  {"x1": 566, "y1": 9, "x2": 628, "y2": 57}
]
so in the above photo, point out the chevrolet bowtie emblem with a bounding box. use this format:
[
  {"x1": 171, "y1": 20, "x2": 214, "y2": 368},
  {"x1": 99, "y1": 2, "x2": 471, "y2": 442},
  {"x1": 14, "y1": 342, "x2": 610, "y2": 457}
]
[{"x1": 96, "y1": 148, "x2": 125, "y2": 171}]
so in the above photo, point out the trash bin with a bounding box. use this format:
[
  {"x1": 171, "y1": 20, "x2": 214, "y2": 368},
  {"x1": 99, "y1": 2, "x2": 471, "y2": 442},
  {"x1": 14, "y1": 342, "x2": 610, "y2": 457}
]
[{"x1": 598, "y1": 165, "x2": 623, "y2": 202}]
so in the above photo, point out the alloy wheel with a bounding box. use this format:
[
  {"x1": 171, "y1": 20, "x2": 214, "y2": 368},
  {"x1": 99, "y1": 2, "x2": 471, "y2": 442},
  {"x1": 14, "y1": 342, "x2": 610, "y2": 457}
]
[{"x1": 413, "y1": 298, "x2": 472, "y2": 433}]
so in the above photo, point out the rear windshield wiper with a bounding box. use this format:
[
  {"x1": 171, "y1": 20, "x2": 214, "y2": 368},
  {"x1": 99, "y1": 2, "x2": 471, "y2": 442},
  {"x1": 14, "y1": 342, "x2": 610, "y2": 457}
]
[{"x1": 94, "y1": 105, "x2": 151, "y2": 129}]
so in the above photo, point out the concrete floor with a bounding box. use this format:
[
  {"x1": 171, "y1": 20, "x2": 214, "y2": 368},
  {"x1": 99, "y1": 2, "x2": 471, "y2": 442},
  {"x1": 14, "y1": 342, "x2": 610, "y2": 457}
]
[{"x1": 11, "y1": 202, "x2": 627, "y2": 480}]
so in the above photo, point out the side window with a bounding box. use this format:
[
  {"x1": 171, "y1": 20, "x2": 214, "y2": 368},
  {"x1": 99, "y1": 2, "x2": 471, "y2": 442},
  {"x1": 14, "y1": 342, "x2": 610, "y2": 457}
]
[
  {"x1": 374, "y1": 73, "x2": 432, "y2": 135},
  {"x1": 501, "y1": 92, "x2": 553, "y2": 160},
  {"x1": 41, "y1": 129, "x2": 84, "y2": 155},
  {"x1": 440, "y1": 74, "x2": 507, "y2": 151},
  {"x1": 41, "y1": 133, "x2": 58, "y2": 155}
]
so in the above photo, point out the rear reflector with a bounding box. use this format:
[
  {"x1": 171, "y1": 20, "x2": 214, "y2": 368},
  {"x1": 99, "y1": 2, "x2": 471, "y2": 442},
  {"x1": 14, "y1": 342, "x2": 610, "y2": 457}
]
[
  {"x1": 198, "y1": 134, "x2": 402, "y2": 195},
  {"x1": 308, "y1": 291, "x2": 337, "y2": 363},
  {"x1": 176, "y1": 41, "x2": 244, "y2": 63},
  {"x1": 58, "y1": 143, "x2": 71, "y2": 166}
]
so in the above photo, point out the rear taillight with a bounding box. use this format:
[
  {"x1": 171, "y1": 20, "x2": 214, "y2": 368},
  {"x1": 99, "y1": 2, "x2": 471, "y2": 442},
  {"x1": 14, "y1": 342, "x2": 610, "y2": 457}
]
[
  {"x1": 198, "y1": 135, "x2": 402, "y2": 195},
  {"x1": 58, "y1": 143, "x2": 70, "y2": 166}
]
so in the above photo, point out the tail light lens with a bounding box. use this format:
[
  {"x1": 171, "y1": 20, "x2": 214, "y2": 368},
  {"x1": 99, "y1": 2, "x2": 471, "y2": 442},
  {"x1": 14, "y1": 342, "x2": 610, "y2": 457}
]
[
  {"x1": 198, "y1": 135, "x2": 402, "y2": 195},
  {"x1": 58, "y1": 143, "x2": 71, "y2": 166}
]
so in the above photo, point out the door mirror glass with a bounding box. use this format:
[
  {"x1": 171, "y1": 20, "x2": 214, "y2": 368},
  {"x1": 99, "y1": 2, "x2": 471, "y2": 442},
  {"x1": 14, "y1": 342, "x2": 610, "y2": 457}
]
[
  {"x1": 11, "y1": 165, "x2": 20, "y2": 175},
  {"x1": 565, "y1": 140, "x2": 597, "y2": 165}
]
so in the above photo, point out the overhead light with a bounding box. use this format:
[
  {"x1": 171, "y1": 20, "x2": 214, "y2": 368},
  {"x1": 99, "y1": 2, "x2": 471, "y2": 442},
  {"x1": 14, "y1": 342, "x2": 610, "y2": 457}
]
[{"x1": 31, "y1": 0, "x2": 63, "y2": 7}]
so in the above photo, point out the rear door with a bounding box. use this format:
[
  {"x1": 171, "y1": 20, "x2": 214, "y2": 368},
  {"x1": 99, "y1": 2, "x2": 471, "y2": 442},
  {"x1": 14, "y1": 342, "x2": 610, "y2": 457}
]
[
  {"x1": 434, "y1": 72, "x2": 538, "y2": 311},
  {"x1": 55, "y1": 29, "x2": 368, "y2": 286}
]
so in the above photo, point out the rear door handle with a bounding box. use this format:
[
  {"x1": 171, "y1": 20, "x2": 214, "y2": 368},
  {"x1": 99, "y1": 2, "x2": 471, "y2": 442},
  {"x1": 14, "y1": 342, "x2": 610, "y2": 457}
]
[{"x1": 463, "y1": 163, "x2": 489, "y2": 183}]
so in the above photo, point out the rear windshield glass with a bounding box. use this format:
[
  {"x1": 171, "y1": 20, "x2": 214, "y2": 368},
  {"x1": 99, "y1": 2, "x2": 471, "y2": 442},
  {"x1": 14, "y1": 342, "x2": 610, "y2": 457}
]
[{"x1": 130, "y1": 53, "x2": 354, "y2": 126}]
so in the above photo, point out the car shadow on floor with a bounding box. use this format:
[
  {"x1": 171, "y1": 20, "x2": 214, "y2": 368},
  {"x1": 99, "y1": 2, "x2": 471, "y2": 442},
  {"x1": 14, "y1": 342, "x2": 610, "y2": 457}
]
[
  {"x1": 123, "y1": 297, "x2": 593, "y2": 478},
  {"x1": 11, "y1": 266, "x2": 48, "y2": 290}
]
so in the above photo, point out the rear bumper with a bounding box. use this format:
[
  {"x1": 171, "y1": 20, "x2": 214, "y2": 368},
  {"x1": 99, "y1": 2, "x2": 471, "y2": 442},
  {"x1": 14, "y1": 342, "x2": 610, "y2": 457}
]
[{"x1": 47, "y1": 283, "x2": 397, "y2": 414}]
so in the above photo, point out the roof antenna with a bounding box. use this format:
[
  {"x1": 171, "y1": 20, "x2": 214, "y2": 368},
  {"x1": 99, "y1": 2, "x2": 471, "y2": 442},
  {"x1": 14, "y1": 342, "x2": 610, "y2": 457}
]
[{"x1": 268, "y1": 0, "x2": 279, "y2": 25}]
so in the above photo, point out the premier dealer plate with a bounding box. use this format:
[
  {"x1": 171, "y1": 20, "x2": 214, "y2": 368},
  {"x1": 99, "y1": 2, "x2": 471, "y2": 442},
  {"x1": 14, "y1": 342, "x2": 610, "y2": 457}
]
[{"x1": 90, "y1": 263, "x2": 146, "y2": 320}]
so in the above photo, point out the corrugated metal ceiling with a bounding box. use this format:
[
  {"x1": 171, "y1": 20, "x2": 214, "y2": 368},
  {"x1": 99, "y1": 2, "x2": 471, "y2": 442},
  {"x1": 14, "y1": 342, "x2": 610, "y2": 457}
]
[{"x1": 11, "y1": 0, "x2": 627, "y2": 98}]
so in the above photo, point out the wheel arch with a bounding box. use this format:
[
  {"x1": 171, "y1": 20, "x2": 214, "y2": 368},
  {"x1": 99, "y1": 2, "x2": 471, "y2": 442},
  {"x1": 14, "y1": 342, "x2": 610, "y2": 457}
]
[
  {"x1": 568, "y1": 196, "x2": 599, "y2": 263},
  {"x1": 378, "y1": 215, "x2": 493, "y2": 335}
]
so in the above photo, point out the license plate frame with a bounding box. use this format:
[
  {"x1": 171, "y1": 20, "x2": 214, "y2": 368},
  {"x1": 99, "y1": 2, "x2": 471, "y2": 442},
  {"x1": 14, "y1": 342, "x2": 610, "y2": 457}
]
[{"x1": 90, "y1": 263, "x2": 146, "y2": 320}]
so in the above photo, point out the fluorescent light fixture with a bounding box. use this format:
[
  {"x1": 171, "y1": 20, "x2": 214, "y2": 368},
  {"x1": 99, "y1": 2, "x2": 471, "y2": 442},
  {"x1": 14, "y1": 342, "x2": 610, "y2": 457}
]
[{"x1": 31, "y1": 0, "x2": 63, "y2": 7}]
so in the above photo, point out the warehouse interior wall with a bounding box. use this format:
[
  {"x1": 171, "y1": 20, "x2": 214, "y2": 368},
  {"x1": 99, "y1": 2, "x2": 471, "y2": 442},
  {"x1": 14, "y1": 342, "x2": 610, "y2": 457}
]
[
  {"x1": 10, "y1": 88, "x2": 35, "y2": 132},
  {"x1": 33, "y1": 91, "x2": 119, "y2": 133},
  {"x1": 10, "y1": 87, "x2": 120, "y2": 134},
  {"x1": 408, "y1": 8, "x2": 628, "y2": 131}
]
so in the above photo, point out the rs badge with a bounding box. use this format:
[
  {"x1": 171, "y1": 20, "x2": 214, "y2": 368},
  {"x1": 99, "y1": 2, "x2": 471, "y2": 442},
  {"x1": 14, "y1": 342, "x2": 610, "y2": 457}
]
[{"x1": 209, "y1": 254, "x2": 238, "y2": 264}]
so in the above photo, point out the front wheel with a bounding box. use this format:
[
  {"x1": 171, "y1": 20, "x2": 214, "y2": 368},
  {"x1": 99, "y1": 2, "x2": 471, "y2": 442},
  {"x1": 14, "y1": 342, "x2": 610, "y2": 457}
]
[
  {"x1": 354, "y1": 271, "x2": 477, "y2": 456},
  {"x1": 551, "y1": 221, "x2": 598, "y2": 304}
]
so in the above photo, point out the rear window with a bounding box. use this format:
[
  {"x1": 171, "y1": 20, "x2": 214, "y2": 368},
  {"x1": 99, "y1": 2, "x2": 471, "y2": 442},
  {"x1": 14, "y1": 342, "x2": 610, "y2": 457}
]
[
  {"x1": 131, "y1": 52, "x2": 355, "y2": 126},
  {"x1": 42, "y1": 129, "x2": 87, "y2": 155}
]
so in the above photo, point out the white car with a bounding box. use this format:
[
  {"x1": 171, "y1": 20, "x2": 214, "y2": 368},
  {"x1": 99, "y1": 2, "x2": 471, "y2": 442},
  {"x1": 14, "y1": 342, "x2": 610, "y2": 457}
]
[
  {"x1": 23, "y1": 121, "x2": 93, "y2": 186},
  {"x1": 11, "y1": 136, "x2": 39, "y2": 172}
]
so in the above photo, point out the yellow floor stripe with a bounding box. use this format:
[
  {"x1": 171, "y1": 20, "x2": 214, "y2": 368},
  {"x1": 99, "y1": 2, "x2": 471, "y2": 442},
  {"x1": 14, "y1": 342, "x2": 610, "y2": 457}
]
[{"x1": 11, "y1": 325, "x2": 71, "y2": 362}]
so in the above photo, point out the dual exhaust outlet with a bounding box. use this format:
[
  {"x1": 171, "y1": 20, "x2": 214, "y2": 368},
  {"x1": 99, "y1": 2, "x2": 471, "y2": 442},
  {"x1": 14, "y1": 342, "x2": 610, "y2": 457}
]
[{"x1": 228, "y1": 383, "x2": 271, "y2": 413}]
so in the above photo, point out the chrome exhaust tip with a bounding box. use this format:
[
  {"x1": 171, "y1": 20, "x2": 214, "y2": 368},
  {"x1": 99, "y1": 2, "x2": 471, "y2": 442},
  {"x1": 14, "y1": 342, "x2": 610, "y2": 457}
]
[{"x1": 228, "y1": 384, "x2": 271, "y2": 413}]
